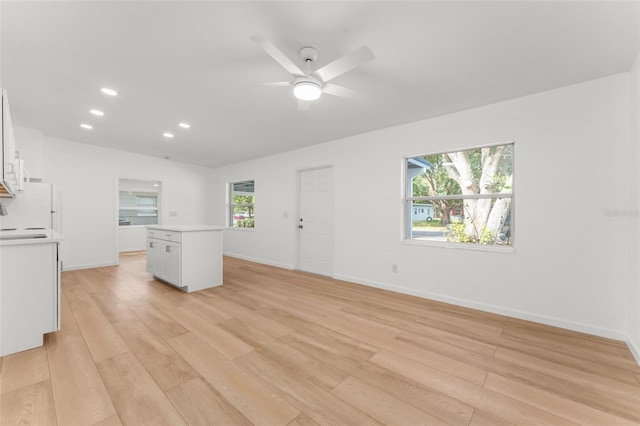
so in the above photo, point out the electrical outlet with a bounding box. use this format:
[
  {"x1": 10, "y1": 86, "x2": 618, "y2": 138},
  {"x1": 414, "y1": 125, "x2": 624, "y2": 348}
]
[
  {"x1": 392, "y1": 264, "x2": 398, "y2": 273},
  {"x1": 169, "y1": 211, "x2": 177, "y2": 217}
]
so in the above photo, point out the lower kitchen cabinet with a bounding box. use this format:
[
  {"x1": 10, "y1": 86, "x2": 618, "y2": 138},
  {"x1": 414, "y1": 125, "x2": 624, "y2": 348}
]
[
  {"x1": 0, "y1": 240, "x2": 61, "y2": 357},
  {"x1": 146, "y1": 225, "x2": 223, "y2": 292}
]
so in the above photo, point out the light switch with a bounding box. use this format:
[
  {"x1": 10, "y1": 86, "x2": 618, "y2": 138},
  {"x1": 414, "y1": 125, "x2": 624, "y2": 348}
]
[{"x1": 169, "y1": 211, "x2": 177, "y2": 217}]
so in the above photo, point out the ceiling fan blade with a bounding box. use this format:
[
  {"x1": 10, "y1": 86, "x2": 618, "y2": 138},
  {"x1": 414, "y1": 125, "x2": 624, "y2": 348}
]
[
  {"x1": 297, "y1": 99, "x2": 311, "y2": 112},
  {"x1": 251, "y1": 35, "x2": 304, "y2": 77},
  {"x1": 262, "y1": 81, "x2": 292, "y2": 87},
  {"x1": 314, "y1": 46, "x2": 374, "y2": 82},
  {"x1": 323, "y1": 83, "x2": 369, "y2": 101}
]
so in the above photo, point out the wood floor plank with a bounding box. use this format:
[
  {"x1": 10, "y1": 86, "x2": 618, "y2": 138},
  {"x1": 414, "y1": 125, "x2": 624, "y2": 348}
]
[
  {"x1": 179, "y1": 297, "x2": 233, "y2": 323},
  {"x1": 469, "y1": 409, "x2": 515, "y2": 426},
  {"x1": 124, "y1": 299, "x2": 189, "y2": 340},
  {"x1": 96, "y1": 351, "x2": 186, "y2": 426},
  {"x1": 332, "y1": 376, "x2": 448, "y2": 425},
  {"x1": 203, "y1": 295, "x2": 295, "y2": 338},
  {"x1": 93, "y1": 414, "x2": 123, "y2": 426},
  {"x1": 236, "y1": 349, "x2": 382, "y2": 426},
  {"x1": 500, "y1": 328, "x2": 640, "y2": 376},
  {"x1": 90, "y1": 290, "x2": 140, "y2": 324},
  {"x1": 399, "y1": 327, "x2": 498, "y2": 358},
  {"x1": 282, "y1": 328, "x2": 474, "y2": 426},
  {"x1": 73, "y1": 308, "x2": 130, "y2": 363},
  {"x1": 63, "y1": 280, "x2": 101, "y2": 312},
  {"x1": 402, "y1": 328, "x2": 640, "y2": 422},
  {"x1": 371, "y1": 351, "x2": 576, "y2": 425},
  {"x1": 504, "y1": 317, "x2": 629, "y2": 355},
  {"x1": 168, "y1": 306, "x2": 254, "y2": 359},
  {"x1": 165, "y1": 377, "x2": 252, "y2": 426},
  {"x1": 44, "y1": 332, "x2": 116, "y2": 425},
  {"x1": 315, "y1": 309, "x2": 402, "y2": 347},
  {"x1": 287, "y1": 413, "x2": 320, "y2": 426},
  {"x1": 112, "y1": 318, "x2": 198, "y2": 391},
  {"x1": 0, "y1": 379, "x2": 57, "y2": 426},
  {"x1": 378, "y1": 337, "x2": 488, "y2": 386},
  {"x1": 0, "y1": 347, "x2": 49, "y2": 395},
  {"x1": 220, "y1": 317, "x2": 349, "y2": 391},
  {"x1": 167, "y1": 332, "x2": 300, "y2": 425},
  {"x1": 494, "y1": 347, "x2": 640, "y2": 403},
  {"x1": 484, "y1": 373, "x2": 639, "y2": 425}
]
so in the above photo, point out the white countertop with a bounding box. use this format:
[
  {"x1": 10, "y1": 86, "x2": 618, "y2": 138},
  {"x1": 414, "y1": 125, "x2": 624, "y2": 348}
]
[
  {"x1": 146, "y1": 225, "x2": 224, "y2": 232},
  {"x1": 0, "y1": 228, "x2": 63, "y2": 246}
]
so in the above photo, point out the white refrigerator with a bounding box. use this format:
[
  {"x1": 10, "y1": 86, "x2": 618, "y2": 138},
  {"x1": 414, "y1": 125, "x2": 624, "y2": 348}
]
[{"x1": 0, "y1": 181, "x2": 61, "y2": 232}]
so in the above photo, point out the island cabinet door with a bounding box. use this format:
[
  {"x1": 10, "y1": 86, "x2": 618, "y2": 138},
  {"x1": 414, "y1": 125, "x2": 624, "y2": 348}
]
[
  {"x1": 162, "y1": 241, "x2": 181, "y2": 286},
  {"x1": 146, "y1": 237, "x2": 161, "y2": 275}
]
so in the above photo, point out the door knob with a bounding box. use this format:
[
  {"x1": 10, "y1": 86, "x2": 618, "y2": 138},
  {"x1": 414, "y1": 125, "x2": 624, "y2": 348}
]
[{"x1": 298, "y1": 225, "x2": 303, "y2": 229}]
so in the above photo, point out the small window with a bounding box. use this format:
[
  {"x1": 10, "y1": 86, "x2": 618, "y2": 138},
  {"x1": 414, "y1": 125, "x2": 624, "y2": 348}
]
[
  {"x1": 228, "y1": 180, "x2": 255, "y2": 228},
  {"x1": 118, "y1": 179, "x2": 160, "y2": 226},
  {"x1": 405, "y1": 143, "x2": 514, "y2": 247}
]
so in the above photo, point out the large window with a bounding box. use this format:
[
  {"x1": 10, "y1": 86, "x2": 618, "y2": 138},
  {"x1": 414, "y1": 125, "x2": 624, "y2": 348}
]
[
  {"x1": 228, "y1": 180, "x2": 255, "y2": 228},
  {"x1": 119, "y1": 179, "x2": 160, "y2": 226},
  {"x1": 405, "y1": 143, "x2": 514, "y2": 247}
]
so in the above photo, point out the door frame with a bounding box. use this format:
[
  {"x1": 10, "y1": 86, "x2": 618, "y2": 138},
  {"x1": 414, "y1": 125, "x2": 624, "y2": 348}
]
[
  {"x1": 295, "y1": 165, "x2": 335, "y2": 276},
  {"x1": 114, "y1": 175, "x2": 163, "y2": 266}
]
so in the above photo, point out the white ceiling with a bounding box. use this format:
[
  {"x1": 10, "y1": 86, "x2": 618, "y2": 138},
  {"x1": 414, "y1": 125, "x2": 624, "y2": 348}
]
[{"x1": 1, "y1": 1, "x2": 638, "y2": 168}]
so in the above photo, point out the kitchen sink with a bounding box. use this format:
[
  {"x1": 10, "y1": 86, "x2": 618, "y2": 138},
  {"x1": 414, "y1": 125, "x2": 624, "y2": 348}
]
[{"x1": 0, "y1": 233, "x2": 48, "y2": 240}]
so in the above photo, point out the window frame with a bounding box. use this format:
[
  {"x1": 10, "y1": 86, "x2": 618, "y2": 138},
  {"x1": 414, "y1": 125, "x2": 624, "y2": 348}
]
[
  {"x1": 227, "y1": 179, "x2": 255, "y2": 229},
  {"x1": 403, "y1": 141, "x2": 515, "y2": 251},
  {"x1": 118, "y1": 190, "x2": 159, "y2": 227}
]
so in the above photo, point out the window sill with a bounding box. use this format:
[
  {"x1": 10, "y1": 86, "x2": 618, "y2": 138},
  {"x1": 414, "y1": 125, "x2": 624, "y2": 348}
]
[
  {"x1": 402, "y1": 239, "x2": 515, "y2": 253},
  {"x1": 226, "y1": 227, "x2": 255, "y2": 232}
]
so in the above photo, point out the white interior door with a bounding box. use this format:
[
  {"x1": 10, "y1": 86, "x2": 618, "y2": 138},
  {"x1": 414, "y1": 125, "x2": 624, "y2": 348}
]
[{"x1": 298, "y1": 167, "x2": 333, "y2": 276}]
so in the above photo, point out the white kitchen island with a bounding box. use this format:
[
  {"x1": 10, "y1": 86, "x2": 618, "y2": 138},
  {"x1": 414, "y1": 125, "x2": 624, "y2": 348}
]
[{"x1": 146, "y1": 225, "x2": 223, "y2": 292}]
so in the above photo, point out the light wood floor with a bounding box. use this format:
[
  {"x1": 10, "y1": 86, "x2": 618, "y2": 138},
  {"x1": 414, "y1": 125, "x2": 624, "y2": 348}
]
[{"x1": 1, "y1": 253, "x2": 640, "y2": 426}]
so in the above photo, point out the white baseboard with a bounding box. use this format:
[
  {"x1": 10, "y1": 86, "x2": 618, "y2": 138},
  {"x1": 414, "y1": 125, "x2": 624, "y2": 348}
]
[
  {"x1": 62, "y1": 261, "x2": 118, "y2": 271},
  {"x1": 333, "y1": 273, "x2": 628, "y2": 342},
  {"x1": 627, "y1": 337, "x2": 640, "y2": 365},
  {"x1": 223, "y1": 252, "x2": 295, "y2": 271}
]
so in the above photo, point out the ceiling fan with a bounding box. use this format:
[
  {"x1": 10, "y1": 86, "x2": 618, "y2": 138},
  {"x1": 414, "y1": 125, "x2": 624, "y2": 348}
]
[{"x1": 251, "y1": 35, "x2": 374, "y2": 111}]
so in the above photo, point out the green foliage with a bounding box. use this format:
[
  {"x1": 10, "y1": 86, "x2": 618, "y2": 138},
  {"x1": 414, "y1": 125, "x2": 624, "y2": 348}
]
[
  {"x1": 412, "y1": 218, "x2": 443, "y2": 228},
  {"x1": 446, "y1": 223, "x2": 476, "y2": 243},
  {"x1": 236, "y1": 217, "x2": 254, "y2": 228},
  {"x1": 480, "y1": 229, "x2": 494, "y2": 245},
  {"x1": 445, "y1": 223, "x2": 495, "y2": 244}
]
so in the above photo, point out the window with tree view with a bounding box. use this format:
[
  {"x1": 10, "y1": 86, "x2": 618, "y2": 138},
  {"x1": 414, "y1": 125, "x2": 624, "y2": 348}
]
[
  {"x1": 405, "y1": 143, "x2": 513, "y2": 247},
  {"x1": 228, "y1": 180, "x2": 255, "y2": 228}
]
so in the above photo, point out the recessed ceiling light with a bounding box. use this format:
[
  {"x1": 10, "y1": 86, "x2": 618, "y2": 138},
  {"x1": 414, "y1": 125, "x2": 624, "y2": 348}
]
[
  {"x1": 101, "y1": 88, "x2": 118, "y2": 96},
  {"x1": 178, "y1": 122, "x2": 190, "y2": 129},
  {"x1": 90, "y1": 109, "x2": 104, "y2": 116},
  {"x1": 80, "y1": 124, "x2": 93, "y2": 130},
  {"x1": 163, "y1": 132, "x2": 174, "y2": 138}
]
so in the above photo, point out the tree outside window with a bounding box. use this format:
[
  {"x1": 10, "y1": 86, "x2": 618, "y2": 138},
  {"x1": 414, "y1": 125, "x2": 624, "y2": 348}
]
[
  {"x1": 229, "y1": 180, "x2": 255, "y2": 228},
  {"x1": 406, "y1": 143, "x2": 513, "y2": 247}
]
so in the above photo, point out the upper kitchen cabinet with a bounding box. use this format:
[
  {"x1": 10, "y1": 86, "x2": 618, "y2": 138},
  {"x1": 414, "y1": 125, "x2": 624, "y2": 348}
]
[{"x1": 1, "y1": 88, "x2": 18, "y2": 197}]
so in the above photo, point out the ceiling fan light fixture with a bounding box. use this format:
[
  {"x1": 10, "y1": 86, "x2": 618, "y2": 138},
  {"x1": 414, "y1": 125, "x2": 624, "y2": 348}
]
[{"x1": 293, "y1": 81, "x2": 322, "y2": 101}]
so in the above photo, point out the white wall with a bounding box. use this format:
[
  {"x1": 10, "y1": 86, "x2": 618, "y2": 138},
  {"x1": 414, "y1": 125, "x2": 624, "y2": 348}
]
[
  {"x1": 629, "y1": 53, "x2": 640, "y2": 362},
  {"x1": 118, "y1": 227, "x2": 148, "y2": 253},
  {"x1": 14, "y1": 129, "x2": 217, "y2": 270},
  {"x1": 216, "y1": 73, "x2": 633, "y2": 341}
]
